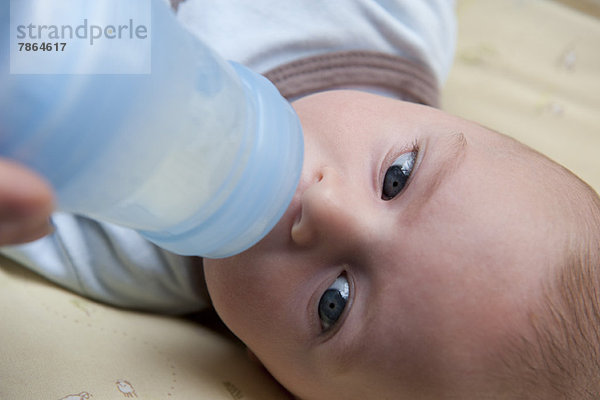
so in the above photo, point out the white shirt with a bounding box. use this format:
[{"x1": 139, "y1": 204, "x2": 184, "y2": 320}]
[
  {"x1": 2, "y1": 0, "x2": 456, "y2": 314},
  {"x1": 176, "y1": 0, "x2": 455, "y2": 85}
]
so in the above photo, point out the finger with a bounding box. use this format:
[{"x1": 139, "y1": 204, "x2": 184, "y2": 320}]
[
  {"x1": 0, "y1": 159, "x2": 54, "y2": 245},
  {"x1": 0, "y1": 213, "x2": 54, "y2": 246}
]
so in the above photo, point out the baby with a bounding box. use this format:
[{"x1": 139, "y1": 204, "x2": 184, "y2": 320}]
[
  {"x1": 3, "y1": 89, "x2": 600, "y2": 399},
  {"x1": 2, "y1": 1, "x2": 600, "y2": 399},
  {"x1": 203, "y1": 90, "x2": 600, "y2": 399}
]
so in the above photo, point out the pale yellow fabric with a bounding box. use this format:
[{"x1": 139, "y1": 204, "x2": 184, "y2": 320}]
[
  {"x1": 443, "y1": 0, "x2": 600, "y2": 193},
  {"x1": 0, "y1": 257, "x2": 290, "y2": 399},
  {"x1": 1, "y1": 1, "x2": 599, "y2": 399}
]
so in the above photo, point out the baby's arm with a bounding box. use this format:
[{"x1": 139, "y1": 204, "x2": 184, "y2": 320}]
[{"x1": 1, "y1": 212, "x2": 209, "y2": 314}]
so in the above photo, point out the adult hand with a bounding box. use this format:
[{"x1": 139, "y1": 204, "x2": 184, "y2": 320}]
[{"x1": 0, "y1": 159, "x2": 54, "y2": 246}]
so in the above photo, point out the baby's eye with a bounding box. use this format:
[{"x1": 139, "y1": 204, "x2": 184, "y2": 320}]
[
  {"x1": 318, "y1": 275, "x2": 349, "y2": 332},
  {"x1": 381, "y1": 151, "x2": 417, "y2": 200}
]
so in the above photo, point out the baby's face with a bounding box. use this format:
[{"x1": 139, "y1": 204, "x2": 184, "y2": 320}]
[{"x1": 204, "y1": 91, "x2": 568, "y2": 399}]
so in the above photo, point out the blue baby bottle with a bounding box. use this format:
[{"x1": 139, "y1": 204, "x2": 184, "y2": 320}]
[{"x1": 0, "y1": 0, "x2": 303, "y2": 258}]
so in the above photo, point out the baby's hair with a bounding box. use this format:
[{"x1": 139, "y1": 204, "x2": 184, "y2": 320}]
[{"x1": 500, "y1": 161, "x2": 600, "y2": 399}]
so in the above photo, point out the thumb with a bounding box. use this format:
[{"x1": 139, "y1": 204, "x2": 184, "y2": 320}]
[{"x1": 0, "y1": 159, "x2": 55, "y2": 245}]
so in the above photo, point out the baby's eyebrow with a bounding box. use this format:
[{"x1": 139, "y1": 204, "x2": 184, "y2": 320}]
[{"x1": 405, "y1": 132, "x2": 468, "y2": 221}]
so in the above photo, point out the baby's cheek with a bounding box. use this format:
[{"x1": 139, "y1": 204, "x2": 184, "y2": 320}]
[
  {"x1": 203, "y1": 257, "x2": 272, "y2": 338},
  {"x1": 202, "y1": 259, "x2": 243, "y2": 322}
]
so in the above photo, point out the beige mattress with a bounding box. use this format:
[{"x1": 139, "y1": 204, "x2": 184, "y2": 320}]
[
  {"x1": 1, "y1": 1, "x2": 599, "y2": 399},
  {"x1": 443, "y1": 0, "x2": 600, "y2": 193}
]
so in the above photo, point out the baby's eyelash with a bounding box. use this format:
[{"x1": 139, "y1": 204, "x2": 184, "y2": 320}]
[
  {"x1": 408, "y1": 139, "x2": 420, "y2": 157},
  {"x1": 380, "y1": 140, "x2": 420, "y2": 201}
]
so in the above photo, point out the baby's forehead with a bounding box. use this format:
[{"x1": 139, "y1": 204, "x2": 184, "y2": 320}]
[{"x1": 292, "y1": 90, "x2": 427, "y2": 126}]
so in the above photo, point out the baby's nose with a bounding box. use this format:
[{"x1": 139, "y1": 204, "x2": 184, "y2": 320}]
[{"x1": 291, "y1": 166, "x2": 370, "y2": 250}]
